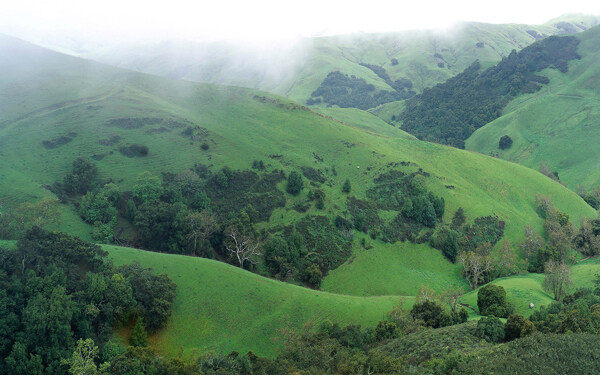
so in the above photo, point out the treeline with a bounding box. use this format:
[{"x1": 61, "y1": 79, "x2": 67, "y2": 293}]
[
  {"x1": 308, "y1": 69, "x2": 415, "y2": 110},
  {"x1": 0, "y1": 228, "x2": 176, "y2": 374},
  {"x1": 399, "y1": 35, "x2": 581, "y2": 148}
]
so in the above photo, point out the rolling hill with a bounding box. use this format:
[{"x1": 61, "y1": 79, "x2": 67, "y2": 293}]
[
  {"x1": 1, "y1": 34, "x2": 599, "y2": 357},
  {"x1": 466, "y1": 25, "x2": 600, "y2": 189},
  {"x1": 26, "y1": 15, "x2": 600, "y2": 109}
]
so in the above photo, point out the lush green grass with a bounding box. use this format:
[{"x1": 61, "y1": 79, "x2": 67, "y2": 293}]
[
  {"x1": 105, "y1": 244, "x2": 401, "y2": 357},
  {"x1": 459, "y1": 259, "x2": 600, "y2": 317},
  {"x1": 315, "y1": 107, "x2": 415, "y2": 139},
  {"x1": 466, "y1": 25, "x2": 600, "y2": 189},
  {"x1": 322, "y1": 235, "x2": 468, "y2": 296}
]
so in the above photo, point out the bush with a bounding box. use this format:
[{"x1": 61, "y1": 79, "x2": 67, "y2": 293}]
[
  {"x1": 499, "y1": 135, "x2": 513, "y2": 149},
  {"x1": 286, "y1": 171, "x2": 304, "y2": 196},
  {"x1": 504, "y1": 313, "x2": 526, "y2": 341},
  {"x1": 478, "y1": 284, "x2": 512, "y2": 318},
  {"x1": 476, "y1": 315, "x2": 505, "y2": 343},
  {"x1": 342, "y1": 178, "x2": 351, "y2": 193},
  {"x1": 304, "y1": 264, "x2": 323, "y2": 288}
]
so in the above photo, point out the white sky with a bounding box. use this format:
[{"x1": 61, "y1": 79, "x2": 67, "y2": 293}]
[{"x1": 1, "y1": 0, "x2": 599, "y2": 42}]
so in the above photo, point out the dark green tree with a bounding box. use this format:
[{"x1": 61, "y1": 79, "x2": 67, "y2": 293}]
[
  {"x1": 130, "y1": 318, "x2": 148, "y2": 347},
  {"x1": 504, "y1": 313, "x2": 526, "y2": 341},
  {"x1": 286, "y1": 171, "x2": 304, "y2": 196},
  {"x1": 499, "y1": 135, "x2": 513, "y2": 149},
  {"x1": 476, "y1": 315, "x2": 505, "y2": 343},
  {"x1": 342, "y1": 179, "x2": 351, "y2": 193},
  {"x1": 477, "y1": 284, "x2": 512, "y2": 318},
  {"x1": 451, "y1": 207, "x2": 466, "y2": 230}
]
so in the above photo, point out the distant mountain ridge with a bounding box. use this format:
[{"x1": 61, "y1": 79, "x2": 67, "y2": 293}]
[{"x1": 9, "y1": 14, "x2": 598, "y2": 110}]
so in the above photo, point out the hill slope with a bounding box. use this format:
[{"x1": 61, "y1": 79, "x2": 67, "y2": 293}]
[
  {"x1": 466, "y1": 25, "x2": 600, "y2": 189},
  {"x1": 105, "y1": 244, "x2": 400, "y2": 356},
  {"x1": 30, "y1": 16, "x2": 600, "y2": 109},
  {"x1": 1, "y1": 35, "x2": 599, "y2": 356},
  {"x1": 0, "y1": 33, "x2": 596, "y2": 280}
]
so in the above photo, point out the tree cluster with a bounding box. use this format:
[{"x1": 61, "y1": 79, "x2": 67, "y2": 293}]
[
  {"x1": 399, "y1": 36, "x2": 580, "y2": 148},
  {"x1": 0, "y1": 227, "x2": 176, "y2": 374}
]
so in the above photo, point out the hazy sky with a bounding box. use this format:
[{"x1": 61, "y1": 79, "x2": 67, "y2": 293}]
[{"x1": 1, "y1": 0, "x2": 599, "y2": 42}]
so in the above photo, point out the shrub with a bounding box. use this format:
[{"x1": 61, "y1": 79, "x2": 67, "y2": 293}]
[
  {"x1": 476, "y1": 315, "x2": 505, "y2": 343},
  {"x1": 477, "y1": 284, "x2": 512, "y2": 318},
  {"x1": 504, "y1": 313, "x2": 526, "y2": 341},
  {"x1": 499, "y1": 135, "x2": 513, "y2": 149},
  {"x1": 286, "y1": 171, "x2": 304, "y2": 195},
  {"x1": 342, "y1": 178, "x2": 351, "y2": 193}
]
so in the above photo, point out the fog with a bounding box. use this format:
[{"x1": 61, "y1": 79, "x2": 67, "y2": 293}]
[{"x1": 1, "y1": 0, "x2": 600, "y2": 45}]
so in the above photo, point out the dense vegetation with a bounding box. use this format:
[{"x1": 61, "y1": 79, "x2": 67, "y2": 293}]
[
  {"x1": 308, "y1": 70, "x2": 415, "y2": 110},
  {"x1": 0, "y1": 228, "x2": 176, "y2": 374},
  {"x1": 399, "y1": 35, "x2": 581, "y2": 148}
]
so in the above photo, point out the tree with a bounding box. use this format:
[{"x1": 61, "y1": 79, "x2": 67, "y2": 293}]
[
  {"x1": 543, "y1": 259, "x2": 572, "y2": 301},
  {"x1": 476, "y1": 316, "x2": 505, "y2": 343},
  {"x1": 61, "y1": 338, "x2": 105, "y2": 375},
  {"x1": 543, "y1": 209, "x2": 573, "y2": 260},
  {"x1": 63, "y1": 157, "x2": 98, "y2": 195},
  {"x1": 495, "y1": 239, "x2": 521, "y2": 277},
  {"x1": 450, "y1": 207, "x2": 466, "y2": 230},
  {"x1": 440, "y1": 286, "x2": 463, "y2": 313},
  {"x1": 416, "y1": 284, "x2": 437, "y2": 304},
  {"x1": 130, "y1": 318, "x2": 148, "y2": 347},
  {"x1": 303, "y1": 264, "x2": 323, "y2": 288},
  {"x1": 225, "y1": 227, "x2": 261, "y2": 268},
  {"x1": 458, "y1": 251, "x2": 493, "y2": 289},
  {"x1": 574, "y1": 217, "x2": 600, "y2": 256},
  {"x1": 117, "y1": 263, "x2": 176, "y2": 331},
  {"x1": 133, "y1": 172, "x2": 163, "y2": 203},
  {"x1": 5, "y1": 341, "x2": 43, "y2": 375},
  {"x1": 504, "y1": 314, "x2": 526, "y2": 341},
  {"x1": 521, "y1": 319, "x2": 536, "y2": 336},
  {"x1": 342, "y1": 179, "x2": 351, "y2": 193},
  {"x1": 286, "y1": 171, "x2": 304, "y2": 196},
  {"x1": 520, "y1": 225, "x2": 544, "y2": 260},
  {"x1": 185, "y1": 210, "x2": 217, "y2": 256},
  {"x1": 410, "y1": 300, "x2": 447, "y2": 328},
  {"x1": 498, "y1": 135, "x2": 513, "y2": 149},
  {"x1": 477, "y1": 284, "x2": 512, "y2": 318}
]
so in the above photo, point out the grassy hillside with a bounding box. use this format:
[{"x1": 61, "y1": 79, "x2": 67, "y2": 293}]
[
  {"x1": 466, "y1": 25, "x2": 600, "y2": 189},
  {"x1": 1, "y1": 35, "x2": 600, "y2": 358},
  {"x1": 458, "y1": 259, "x2": 600, "y2": 316},
  {"x1": 314, "y1": 107, "x2": 415, "y2": 139},
  {"x1": 0, "y1": 33, "x2": 596, "y2": 283},
  {"x1": 105, "y1": 244, "x2": 400, "y2": 356},
  {"x1": 49, "y1": 16, "x2": 599, "y2": 109}
]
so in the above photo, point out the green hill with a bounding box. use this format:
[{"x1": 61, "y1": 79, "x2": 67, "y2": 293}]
[
  {"x1": 105, "y1": 244, "x2": 400, "y2": 356},
  {"x1": 51, "y1": 16, "x2": 599, "y2": 109},
  {"x1": 466, "y1": 25, "x2": 600, "y2": 189},
  {"x1": 1, "y1": 34, "x2": 599, "y2": 357}
]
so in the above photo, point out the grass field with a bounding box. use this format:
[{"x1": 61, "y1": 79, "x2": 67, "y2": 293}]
[
  {"x1": 105, "y1": 244, "x2": 402, "y2": 357},
  {"x1": 466, "y1": 25, "x2": 600, "y2": 189},
  {"x1": 322, "y1": 236, "x2": 468, "y2": 296},
  {"x1": 459, "y1": 259, "x2": 600, "y2": 316}
]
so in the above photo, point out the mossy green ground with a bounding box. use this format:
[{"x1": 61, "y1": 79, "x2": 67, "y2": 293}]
[{"x1": 467, "y1": 26, "x2": 600, "y2": 189}]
